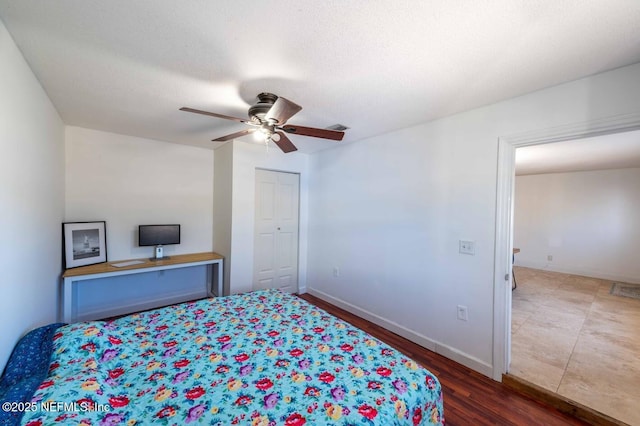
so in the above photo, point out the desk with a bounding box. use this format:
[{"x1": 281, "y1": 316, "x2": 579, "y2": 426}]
[{"x1": 61, "y1": 252, "x2": 224, "y2": 323}]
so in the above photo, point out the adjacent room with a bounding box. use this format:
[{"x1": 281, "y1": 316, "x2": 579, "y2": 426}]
[
  {"x1": 510, "y1": 132, "x2": 640, "y2": 425},
  {"x1": 1, "y1": 2, "x2": 640, "y2": 425}
]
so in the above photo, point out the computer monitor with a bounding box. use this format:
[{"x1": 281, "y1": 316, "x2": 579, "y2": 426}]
[{"x1": 138, "y1": 224, "x2": 180, "y2": 259}]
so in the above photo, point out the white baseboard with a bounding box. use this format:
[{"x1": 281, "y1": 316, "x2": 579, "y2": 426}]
[
  {"x1": 307, "y1": 288, "x2": 493, "y2": 378},
  {"x1": 515, "y1": 260, "x2": 640, "y2": 284},
  {"x1": 76, "y1": 290, "x2": 207, "y2": 322}
]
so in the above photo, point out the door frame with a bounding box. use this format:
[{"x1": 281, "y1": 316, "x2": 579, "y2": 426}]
[
  {"x1": 492, "y1": 112, "x2": 640, "y2": 381},
  {"x1": 253, "y1": 167, "x2": 302, "y2": 293}
]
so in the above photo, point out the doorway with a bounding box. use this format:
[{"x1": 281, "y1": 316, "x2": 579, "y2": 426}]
[
  {"x1": 253, "y1": 169, "x2": 300, "y2": 293},
  {"x1": 493, "y1": 112, "x2": 640, "y2": 380},
  {"x1": 509, "y1": 133, "x2": 640, "y2": 424},
  {"x1": 493, "y1": 114, "x2": 640, "y2": 422}
]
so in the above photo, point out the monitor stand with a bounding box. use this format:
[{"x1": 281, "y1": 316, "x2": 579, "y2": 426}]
[{"x1": 150, "y1": 245, "x2": 170, "y2": 261}]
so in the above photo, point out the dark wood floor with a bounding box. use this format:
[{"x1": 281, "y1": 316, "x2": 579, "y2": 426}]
[{"x1": 298, "y1": 293, "x2": 590, "y2": 426}]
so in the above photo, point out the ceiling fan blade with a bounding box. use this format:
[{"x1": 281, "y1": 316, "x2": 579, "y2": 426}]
[
  {"x1": 212, "y1": 128, "x2": 255, "y2": 142},
  {"x1": 180, "y1": 107, "x2": 248, "y2": 123},
  {"x1": 264, "y1": 97, "x2": 302, "y2": 124},
  {"x1": 279, "y1": 124, "x2": 344, "y2": 141},
  {"x1": 273, "y1": 131, "x2": 298, "y2": 153}
]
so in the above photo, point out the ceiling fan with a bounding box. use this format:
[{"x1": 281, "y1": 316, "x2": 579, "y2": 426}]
[{"x1": 180, "y1": 92, "x2": 345, "y2": 153}]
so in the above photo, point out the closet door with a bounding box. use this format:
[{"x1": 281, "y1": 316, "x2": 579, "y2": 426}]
[{"x1": 253, "y1": 169, "x2": 299, "y2": 293}]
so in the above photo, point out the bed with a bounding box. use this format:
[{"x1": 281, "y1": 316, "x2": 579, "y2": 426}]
[{"x1": 2, "y1": 290, "x2": 444, "y2": 425}]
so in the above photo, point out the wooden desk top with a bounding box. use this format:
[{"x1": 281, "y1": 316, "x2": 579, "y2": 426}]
[
  {"x1": 63, "y1": 251, "x2": 223, "y2": 278},
  {"x1": 513, "y1": 248, "x2": 521, "y2": 254}
]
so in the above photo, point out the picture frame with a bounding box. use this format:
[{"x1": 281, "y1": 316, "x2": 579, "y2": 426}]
[{"x1": 63, "y1": 221, "x2": 107, "y2": 269}]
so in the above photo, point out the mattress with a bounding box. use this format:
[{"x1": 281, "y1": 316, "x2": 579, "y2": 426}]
[{"x1": 18, "y1": 290, "x2": 444, "y2": 425}]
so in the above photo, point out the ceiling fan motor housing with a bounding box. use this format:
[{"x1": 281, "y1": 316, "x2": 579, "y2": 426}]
[{"x1": 248, "y1": 92, "x2": 278, "y2": 122}]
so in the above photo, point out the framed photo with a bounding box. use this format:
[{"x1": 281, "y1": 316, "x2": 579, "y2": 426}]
[{"x1": 63, "y1": 221, "x2": 107, "y2": 269}]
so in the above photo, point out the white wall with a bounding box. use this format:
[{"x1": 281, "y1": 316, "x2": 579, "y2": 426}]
[
  {"x1": 514, "y1": 168, "x2": 640, "y2": 284},
  {"x1": 65, "y1": 126, "x2": 213, "y2": 260},
  {"x1": 0, "y1": 19, "x2": 65, "y2": 371},
  {"x1": 307, "y1": 62, "x2": 640, "y2": 377},
  {"x1": 229, "y1": 141, "x2": 310, "y2": 295},
  {"x1": 212, "y1": 141, "x2": 233, "y2": 295},
  {"x1": 65, "y1": 127, "x2": 214, "y2": 317}
]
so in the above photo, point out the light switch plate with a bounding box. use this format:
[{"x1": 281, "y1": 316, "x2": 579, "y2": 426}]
[{"x1": 457, "y1": 305, "x2": 468, "y2": 321}]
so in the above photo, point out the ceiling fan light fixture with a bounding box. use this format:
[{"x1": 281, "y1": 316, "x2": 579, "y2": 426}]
[
  {"x1": 254, "y1": 125, "x2": 274, "y2": 142},
  {"x1": 180, "y1": 92, "x2": 346, "y2": 153}
]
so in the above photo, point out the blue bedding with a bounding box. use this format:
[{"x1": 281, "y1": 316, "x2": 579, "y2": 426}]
[
  {"x1": 0, "y1": 323, "x2": 65, "y2": 426},
  {"x1": 4, "y1": 291, "x2": 444, "y2": 425}
]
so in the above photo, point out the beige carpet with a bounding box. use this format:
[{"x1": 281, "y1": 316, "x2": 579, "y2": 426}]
[{"x1": 510, "y1": 267, "x2": 640, "y2": 426}]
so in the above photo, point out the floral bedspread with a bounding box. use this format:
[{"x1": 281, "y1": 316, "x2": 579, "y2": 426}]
[{"x1": 21, "y1": 290, "x2": 444, "y2": 425}]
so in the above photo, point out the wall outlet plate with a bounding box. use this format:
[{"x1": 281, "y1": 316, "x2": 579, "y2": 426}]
[{"x1": 459, "y1": 240, "x2": 475, "y2": 255}]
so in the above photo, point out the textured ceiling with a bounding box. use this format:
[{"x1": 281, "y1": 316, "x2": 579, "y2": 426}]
[
  {"x1": 1, "y1": 1, "x2": 640, "y2": 153},
  {"x1": 516, "y1": 130, "x2": 640, "y2": 175}
]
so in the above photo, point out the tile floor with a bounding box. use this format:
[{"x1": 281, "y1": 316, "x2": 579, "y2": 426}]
[{"x1": 510, "y1": 267, "x2": 640, "y2": 426}]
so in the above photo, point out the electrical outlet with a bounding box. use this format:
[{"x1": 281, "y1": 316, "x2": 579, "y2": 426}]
[
  {"x1": 547, "y1": 255, "x2": 553, "y2": 261},
  {"x1": 457, "y1": 305, "x2": 468, "y2": 321},
  {"x1": 459, "y1": 240, "x2": 475, "y2": 255},
  {"x1": 333, "y1": 267, "x2": 340, "y2": 277}
]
